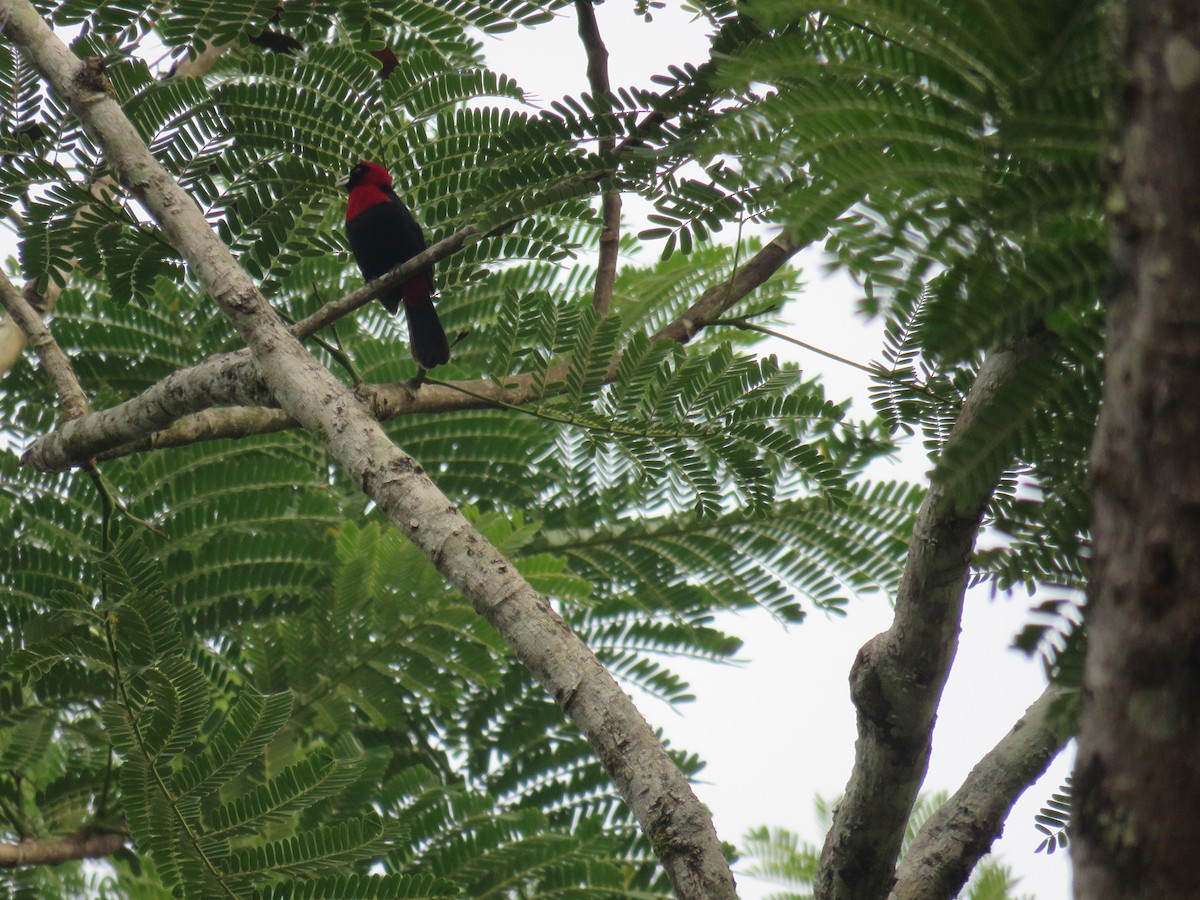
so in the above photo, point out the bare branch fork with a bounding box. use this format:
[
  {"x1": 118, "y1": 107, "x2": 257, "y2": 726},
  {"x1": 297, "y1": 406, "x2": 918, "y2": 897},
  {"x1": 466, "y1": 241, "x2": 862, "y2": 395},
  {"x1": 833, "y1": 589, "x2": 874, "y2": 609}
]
[
  {"x1": 0, "y1": 2, "x2": 737, "y2": 895},
  {"x1": 813, "y1": 330, "x2": 1061, "y2": 900}
]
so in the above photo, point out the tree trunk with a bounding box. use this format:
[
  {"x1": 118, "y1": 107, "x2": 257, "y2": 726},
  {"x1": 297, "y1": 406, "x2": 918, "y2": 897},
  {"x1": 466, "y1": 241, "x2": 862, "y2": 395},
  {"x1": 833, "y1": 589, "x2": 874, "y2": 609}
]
[{"x1": 1074, "y1": 1, "x2": 1200, "y2": 897}]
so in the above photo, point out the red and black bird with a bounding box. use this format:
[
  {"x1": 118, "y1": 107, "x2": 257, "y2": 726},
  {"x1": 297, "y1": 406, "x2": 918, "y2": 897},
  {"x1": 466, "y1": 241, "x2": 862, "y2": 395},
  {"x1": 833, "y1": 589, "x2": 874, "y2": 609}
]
[{"x1": 340, "y1": 161, "x2": 450, "y2": 369}]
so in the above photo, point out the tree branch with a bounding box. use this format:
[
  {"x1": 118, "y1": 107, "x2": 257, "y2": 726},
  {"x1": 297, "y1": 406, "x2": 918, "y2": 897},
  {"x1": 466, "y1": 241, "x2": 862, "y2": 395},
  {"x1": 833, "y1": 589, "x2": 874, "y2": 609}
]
[
  {"x1": 575, "y1": 0, "x2": 622, "y2": 316},
  {"x1": 23, "y1": 231, "x2": 800, "y2": 470},
  {"x1": 0, "y1": 830, "x2": 127, "y2": 867},
  {"x1": 0, "y1": 269, "x2": 88, "y2": 420},
  {"x1": 813, "y1": 330, "x2": 1060, "y2": 900},
  {"x1": 1, "y1": 4, "x2": 736, "y2": 894},
  {"x1": 889, "y1": 684, "x2": 1074, "y2": 900}
]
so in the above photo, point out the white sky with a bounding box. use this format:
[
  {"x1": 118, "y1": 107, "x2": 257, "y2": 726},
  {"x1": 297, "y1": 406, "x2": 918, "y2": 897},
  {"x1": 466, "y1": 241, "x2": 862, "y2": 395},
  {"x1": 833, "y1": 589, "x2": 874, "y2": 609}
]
[{"x1": 0, "y1": 4, "x2": 1073, "y2": 897}]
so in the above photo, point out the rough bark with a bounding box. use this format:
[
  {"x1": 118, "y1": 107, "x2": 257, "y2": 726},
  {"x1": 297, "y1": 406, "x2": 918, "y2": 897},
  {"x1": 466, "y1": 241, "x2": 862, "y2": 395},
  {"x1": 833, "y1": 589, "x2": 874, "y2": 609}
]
[
  {"x1": 1073, "y1": 1, "x2": 1200, "y2": 897},
  {"x1": 0, "y1": 3, "x2": 737, "y2": 895},
  {"x1": 890, "y1": 684, "x2": 1073, "y2": 900},
  {"x1": 813, "y1": 332, "x2": 1058, "y2": 900}
]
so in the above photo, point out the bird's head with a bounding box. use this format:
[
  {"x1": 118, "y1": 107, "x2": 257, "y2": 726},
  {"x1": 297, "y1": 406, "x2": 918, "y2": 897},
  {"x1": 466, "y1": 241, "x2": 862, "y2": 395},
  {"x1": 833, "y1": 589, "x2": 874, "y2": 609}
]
[{"x1": 338, "y1": 161, "x2": 392, "y2": 192}]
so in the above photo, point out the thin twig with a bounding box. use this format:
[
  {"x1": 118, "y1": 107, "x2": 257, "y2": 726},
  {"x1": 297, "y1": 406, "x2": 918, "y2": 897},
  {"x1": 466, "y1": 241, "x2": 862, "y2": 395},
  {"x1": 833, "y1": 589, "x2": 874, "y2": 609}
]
[
  {"x1": 86, "y1": 464, "x2": 168, "y2": 539},
  {"x1": 575, "y1": 0, "x2": 622, "y2": 316},
  {"x1": 715, "y1": 314, "x2": 943, "y2": 400}
]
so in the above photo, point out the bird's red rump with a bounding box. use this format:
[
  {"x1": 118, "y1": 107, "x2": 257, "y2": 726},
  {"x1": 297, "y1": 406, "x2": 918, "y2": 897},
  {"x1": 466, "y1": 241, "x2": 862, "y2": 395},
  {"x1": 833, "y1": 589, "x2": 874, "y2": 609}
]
[{"x1": 402, "y1": 275, "x2": 434, "y2": 308}]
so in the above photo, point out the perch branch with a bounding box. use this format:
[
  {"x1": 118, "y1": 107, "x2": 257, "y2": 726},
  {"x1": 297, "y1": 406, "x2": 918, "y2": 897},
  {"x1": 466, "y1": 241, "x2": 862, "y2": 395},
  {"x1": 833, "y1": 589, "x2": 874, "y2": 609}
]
[
  {"x1": 0, "y1": 830, "x2": 128, "y2": 868},
  {"x1": 24, "y1": 231, "x2": 800, "y2": 470}
]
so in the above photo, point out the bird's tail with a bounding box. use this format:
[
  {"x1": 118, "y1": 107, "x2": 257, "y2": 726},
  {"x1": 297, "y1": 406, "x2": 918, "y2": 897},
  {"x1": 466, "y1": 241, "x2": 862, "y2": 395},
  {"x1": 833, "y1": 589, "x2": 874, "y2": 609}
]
[{"x1": 402, "y1": 275, "x2": 450, "y2": 369}]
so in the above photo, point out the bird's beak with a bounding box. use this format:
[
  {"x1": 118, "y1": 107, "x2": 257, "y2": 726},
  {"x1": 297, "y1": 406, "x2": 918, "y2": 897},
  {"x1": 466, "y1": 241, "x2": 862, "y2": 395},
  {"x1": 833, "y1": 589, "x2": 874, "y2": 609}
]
[{"x1": 335, "y1": 173, "x2": 351, "y2": 190}]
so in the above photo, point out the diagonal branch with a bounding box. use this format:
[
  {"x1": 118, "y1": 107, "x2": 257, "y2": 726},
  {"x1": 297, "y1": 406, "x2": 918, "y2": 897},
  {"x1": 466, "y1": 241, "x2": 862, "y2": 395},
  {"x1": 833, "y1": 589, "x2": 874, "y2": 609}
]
[
  {"x1": 575, "y1": 0, "x2": 622, "y2": 316},
  {"x1": 0, "y1": 269, "x2": 88, "y2": 420},
  {"x1": 813, "y1": 330, "x2": 1060, "y2": 900},
  {"x1": 889, "y1": 683, "x2": 1074, "y2": 900},
  {"x1": 0, "y1": 4, "x2": 737, "y2": 895},
  {"x1": 0, "y1": 180, "x2": 114, "y2": 380},
  {"x1": 19, "y1": 225, "x2": 477, "y2": 471}
]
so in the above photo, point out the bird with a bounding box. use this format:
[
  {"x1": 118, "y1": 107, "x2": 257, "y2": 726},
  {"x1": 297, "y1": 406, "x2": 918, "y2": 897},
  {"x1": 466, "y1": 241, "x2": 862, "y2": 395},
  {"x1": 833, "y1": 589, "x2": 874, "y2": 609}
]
[{"x1": 340, "y1": 161, "x2": 450, "y2": 369}]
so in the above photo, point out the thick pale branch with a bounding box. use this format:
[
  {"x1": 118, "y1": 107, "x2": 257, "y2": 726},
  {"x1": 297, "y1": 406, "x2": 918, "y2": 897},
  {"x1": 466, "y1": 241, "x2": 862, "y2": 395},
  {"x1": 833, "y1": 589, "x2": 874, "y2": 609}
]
[
  {"x1": 889, "y1": 684, "x2": 1074, "y2": 900},
  {"x1": 0, "y1": 269, "x2": 88, "y2": 419},
  {"x1": 813, "y1": 331, "x2": 1059, "y2": 900},
  {"x1": 21, "y1": 348, "x2": 265, "y2": 470},
  {"x1": 0, "y1": 830, "x2": 127, "y2": 867},
  {"x1": 575, "y1": 0, "x2": 622, "y2": 316},
  {"x1": 1, "y1": 4, "x2": 736, "y2": 894},
  {"x1": 19, "y1": 221, "x2": 484, "y2": 472},
  {"x1": 0, "y1": 183, "x2": 112, "y2": 379}
]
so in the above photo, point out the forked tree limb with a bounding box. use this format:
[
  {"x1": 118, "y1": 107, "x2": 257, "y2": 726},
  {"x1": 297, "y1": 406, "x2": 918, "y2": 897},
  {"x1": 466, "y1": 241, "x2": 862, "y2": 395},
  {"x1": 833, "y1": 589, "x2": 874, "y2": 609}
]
[
  {"x1": 813, "y1": 331, "x2": 1059, "y2": 900},
  {"x1": 0, "y1": 3, "x2": 737, "y2": 895}
]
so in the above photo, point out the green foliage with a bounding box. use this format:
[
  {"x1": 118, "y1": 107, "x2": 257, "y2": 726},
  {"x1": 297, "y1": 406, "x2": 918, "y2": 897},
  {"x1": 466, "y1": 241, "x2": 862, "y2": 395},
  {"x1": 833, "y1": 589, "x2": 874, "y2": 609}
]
[
  {"x1": 1033, "y1": 776, "x2": 1072, "y2": 856},
  {"x1": 709, "y1": 0, "x2": 1105, "y2": 619},
  {"x1": 480, "y1": 292, "x2": 852, "y2": 515}
]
